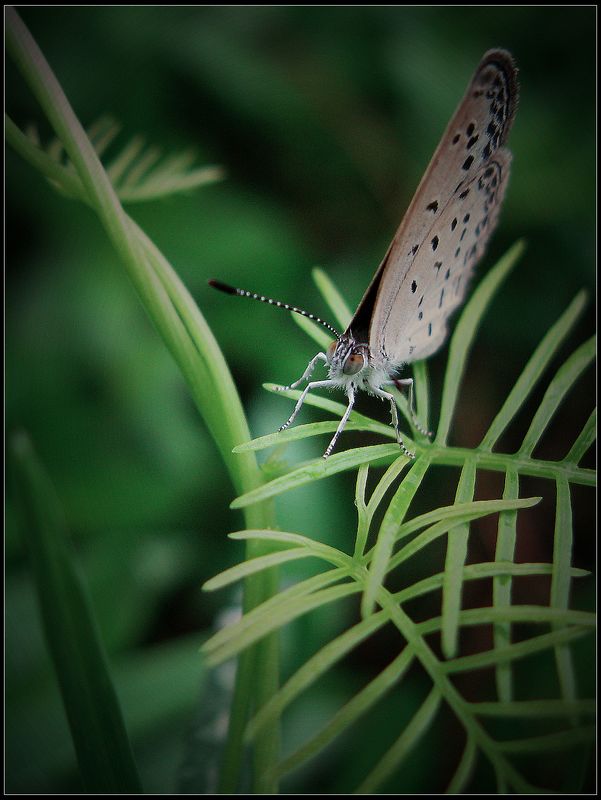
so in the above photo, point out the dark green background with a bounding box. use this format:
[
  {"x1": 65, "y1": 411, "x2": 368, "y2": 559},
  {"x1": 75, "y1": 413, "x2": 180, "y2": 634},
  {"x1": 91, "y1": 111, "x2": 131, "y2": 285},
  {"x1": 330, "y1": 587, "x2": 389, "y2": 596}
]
[{"x1": 6, "y1": 6, "x2": 596, "y2": 793}]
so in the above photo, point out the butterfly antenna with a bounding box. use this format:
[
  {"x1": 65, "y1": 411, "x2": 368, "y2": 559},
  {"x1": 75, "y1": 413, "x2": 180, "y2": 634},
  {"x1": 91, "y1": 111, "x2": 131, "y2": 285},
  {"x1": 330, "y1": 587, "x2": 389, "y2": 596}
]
[{"x1": 209, "y1": 279, "x2": 341, "y2": 338}]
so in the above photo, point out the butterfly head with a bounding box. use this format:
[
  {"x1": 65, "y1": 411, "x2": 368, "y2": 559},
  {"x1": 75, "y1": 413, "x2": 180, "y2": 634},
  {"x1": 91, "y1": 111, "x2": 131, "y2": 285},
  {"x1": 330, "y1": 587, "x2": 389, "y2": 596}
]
[{"x1": 326, "y1": 335, "x2": 370, "y2": 382}]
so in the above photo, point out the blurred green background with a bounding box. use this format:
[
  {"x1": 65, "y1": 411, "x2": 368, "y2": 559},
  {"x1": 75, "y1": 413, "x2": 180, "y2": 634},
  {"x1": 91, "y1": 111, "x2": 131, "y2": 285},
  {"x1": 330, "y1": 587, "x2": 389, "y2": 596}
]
[{"x1": 6, "y1": 6, "x2": 595, "y2": 793}]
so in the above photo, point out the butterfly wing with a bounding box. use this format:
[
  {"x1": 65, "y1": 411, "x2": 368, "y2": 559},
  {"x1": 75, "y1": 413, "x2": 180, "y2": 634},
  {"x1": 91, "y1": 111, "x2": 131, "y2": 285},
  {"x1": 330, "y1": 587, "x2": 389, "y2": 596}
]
[{"x1": 357, "y1": 49, "x2": 518, "y2": 365}]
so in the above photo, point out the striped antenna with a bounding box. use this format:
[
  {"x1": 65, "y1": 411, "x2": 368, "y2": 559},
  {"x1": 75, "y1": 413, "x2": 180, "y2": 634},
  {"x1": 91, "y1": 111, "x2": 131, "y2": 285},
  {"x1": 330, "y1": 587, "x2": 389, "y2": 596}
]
[{"x1": 208, "y1": 280, "x2": 341, "y2": 338}]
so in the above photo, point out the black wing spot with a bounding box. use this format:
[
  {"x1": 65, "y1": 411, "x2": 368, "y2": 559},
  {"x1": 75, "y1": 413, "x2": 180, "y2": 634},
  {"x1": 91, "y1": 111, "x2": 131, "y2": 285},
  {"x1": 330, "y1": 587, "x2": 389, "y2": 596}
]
[
  {"x1": 459, "y1": 188, "x2": 470, "y2": 200},
  {"x1": 452, "y1": 133, "x2": 461, "y2": 144},
  {"x1": 426, "y1": 201, "x2": 438, "y2": 213},
  {"x1": 463, "y1": 213, "x2": 470, "y2": 223},
  {"x1": 467, "y1": 135, "x2": 479, "y2": 149},
  {"x1": 431, "y1": 236, "x2": 439, "y2": 251},
  {"x1": 466, "y1": 122, "x2": 475, "y2": 136},
  {"x1": 434, "y1": 261, "x2": 442, "y2": 274},
  {"x1": 451, "y1": 218, "x2": 457, "y2": 231},
  {"x1": 463, "y1": 155, "x2": 475, "y2": 171},
  {"x1": 411, "y1": 280, "x2": 417, "y2": 293}
]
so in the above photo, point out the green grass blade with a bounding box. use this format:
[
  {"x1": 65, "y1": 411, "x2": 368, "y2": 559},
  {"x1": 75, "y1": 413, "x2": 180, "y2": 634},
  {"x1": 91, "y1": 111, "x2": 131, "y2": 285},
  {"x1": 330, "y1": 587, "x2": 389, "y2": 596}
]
[
  {"x1": 228, "y1": 529, "x2": 353, "y2": 569},
  {"x1": 441, "y1": 626, "x2": 591, "y2": 673},
  {"x1": 493, "y1": 469, "x2": 520, "y2": 702},
  {"x1": 551, "y1": 478, "x2": 579, "y2": 714},
  {"x1": 386, "y1": 497, "x2": 541, "y2": 574},
  {"x1": 412, "y1": 359, "x2": 430, "y2": 434},
  {"x1": 497, "y1": 726, "x2": 595, "y2": 754},
  {"x1": 355, "y1": 687, "x2": 441, "y2": 793},
  {"x1": 6, "y1": 11, "x2": 280, "y2": 791},
  {"x1": 436, "y1": 240, "x2": 525, "y2": 445},
  {"x1": 276, "y1": 647, "x2": 414, "y2": 781},
  {"x1": 441, "y1": 459, "x2": 477, "y2": 659},
  {"x1": 203, "y1": 582, "x2": 360, "y2": 667},
  {"x1": 564, "y1": 408, "x2": 597, "y2": 465},
  {"x1": 354, "y1": 463, "x2": 371, "y2": 559},
  {"x1": 312, "y1": 267, "x2": 353, "y2": 329},
  {"x1": 10, "y1": 433, "x2": 142, "y2": 793},
  {"x1": 519, "y1": 335, "x2": 595, "y2": 457},
  {"x1": 231, "y1": 444, "x2": 405, "y2": 508},
  {"x1": 446, "y1": 736, "x2": 477, "y2": 793},
  {"x1": 362, "y1": 454, "x2": 432, "y2": 617},
  {"x1": 468, "y1": 699, "x2": 596, "y2": 718},
  {"x1": 365, "y1": 455, "x2": 410, "y2": 520},
  {"x1": 291, "y1": 312, "x2": 335, "y2": 349},
  {"x1": 480, "y1": 292, "x2": 587, "y2": 451},
  {"x1": 233, "y1": 418, "x2": 394, "y2": 453},
  {"x1": 202, "y1": 548, "x2": 315, "y2": 591},
  {"x1": 245, "y1": 610, "x2": 389, "y2": 742}
]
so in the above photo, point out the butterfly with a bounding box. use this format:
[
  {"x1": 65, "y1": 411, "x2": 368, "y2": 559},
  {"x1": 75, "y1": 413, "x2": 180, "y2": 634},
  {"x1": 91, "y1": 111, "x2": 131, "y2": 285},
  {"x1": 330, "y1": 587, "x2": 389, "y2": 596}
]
[{"x1": 210, "y1": 49, "x2": 519, "y2": 458}]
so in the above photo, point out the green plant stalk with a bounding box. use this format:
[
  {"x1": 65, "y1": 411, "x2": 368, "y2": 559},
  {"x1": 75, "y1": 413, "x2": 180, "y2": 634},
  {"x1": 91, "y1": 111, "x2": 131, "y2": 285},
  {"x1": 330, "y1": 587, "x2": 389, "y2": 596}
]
[
  {"x1": 10, "y1": 433, "x2": 143, "y2": 794},
  {"x1": 6, "y1": 9, "x2": 279, "y2": 791}
]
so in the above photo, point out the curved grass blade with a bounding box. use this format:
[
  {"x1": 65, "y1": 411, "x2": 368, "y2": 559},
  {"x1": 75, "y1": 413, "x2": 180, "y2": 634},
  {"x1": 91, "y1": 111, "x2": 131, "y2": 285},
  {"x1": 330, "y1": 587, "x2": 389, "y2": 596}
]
[
  {"x1": 312, "y1": 267, "x2": 353, "y2": 329},
  {"x1": 394, "y1": 561, "x2": 588, "y2": 606},
  {"x1": 227, "y1": 529, "x2": 353, "y2": 570},
  {"x1": 5, "y1": 11, "x2": 277, "y2": 791},
  {"x1": 436, "y1": 239, "x2": 526, "y2": 446},
  {"x1": 355, "y1": 687, "x2": 441, "y2": 793},
  {"x1": 291, "y1": 312, "x2": 335, "y2": 350},
  {"x1": 480, "y1": 292, "x2": 588, "y2": 452},
  {"x1": 275, "y1": 647, "x2": 414, "y2": 782},
  {"x1": 203, "y1": 582, "x2": 360, "y2": 667},
  {"x1": 564, "y1": 408, "x2": 596, "y2": 465},
  {"x1": 446, "y1": 736, "x2": 477, "y2": 793},
  {"x1": 551, "y1": 477, "x2": 579, "y2": 717},
  {"x1": 385, "y1": 497, "x2": 541, "y2": 575},
  {"x1": 245, "y1": 610, "x2": 390, "y2": 743},
  {"x1": 202, "y1": 548, "x2": 316, "y2": 592},
  {"x1": 10, "y1": 433, "x2": 142, "y2": 793},
  {"x1": 440, "y1": 626, "x2": 591, "y2": 674},
  {"x1": 231, "y1": 444, "x2": 405, "y2": 509},
  {"x1": 362, "y1": 454, "x2": 432, "y2": 617},
  {"x1": 442, "y1": 458, "x2": 477, "y2": 659},
  {"x1": 468, "y1": 699, "x2": 596, "y2": 718},
  {"x1": 493, "y1": 468, "x2": 520, "y2": 702},
  {"x1": 519, "y1": 336, "x2": 595, "y2": 457},
  {"x1": 497, "y1": 726, "x2": 595, "y2": 754}
]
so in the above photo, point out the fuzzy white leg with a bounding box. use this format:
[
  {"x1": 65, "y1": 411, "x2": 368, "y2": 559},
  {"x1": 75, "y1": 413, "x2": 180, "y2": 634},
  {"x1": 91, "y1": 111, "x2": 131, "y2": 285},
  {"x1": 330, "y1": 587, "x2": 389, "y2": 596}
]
[
  {"x1": 372, "y1": 386, "x2": 415, "y2": 458},
  {"x1": 323, "y1": 384, "x2": 356, "y2": 459},
  {"x1": 274, "y1": 352, "x2": 328, "y2": 392},
  {"x1": 278, "y1": 379, "x2": 336, "y2": 432},
  {"x1": 387, "y1": 377, "x2": 432, "y2": 438}
]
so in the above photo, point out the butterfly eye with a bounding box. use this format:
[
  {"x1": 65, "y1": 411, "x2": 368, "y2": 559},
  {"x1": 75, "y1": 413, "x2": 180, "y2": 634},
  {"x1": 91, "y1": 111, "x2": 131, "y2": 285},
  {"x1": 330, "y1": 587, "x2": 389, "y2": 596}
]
[
  {"x1": 343, "y1": 353, "x2": 365, "y2": 375},
  {"x1": 326, "y1": 340, "x2": 338, "y2": 362}
]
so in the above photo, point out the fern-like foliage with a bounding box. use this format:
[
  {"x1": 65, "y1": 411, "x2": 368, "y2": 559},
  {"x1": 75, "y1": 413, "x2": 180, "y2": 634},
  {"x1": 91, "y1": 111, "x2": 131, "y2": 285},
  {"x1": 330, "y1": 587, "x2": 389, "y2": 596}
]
[
  {"x1": 203, "y1": 241, "x2": 596, "y2": 793},
  {"x1": 19, "y1": 114, "x2": 224, "y2": 203}
]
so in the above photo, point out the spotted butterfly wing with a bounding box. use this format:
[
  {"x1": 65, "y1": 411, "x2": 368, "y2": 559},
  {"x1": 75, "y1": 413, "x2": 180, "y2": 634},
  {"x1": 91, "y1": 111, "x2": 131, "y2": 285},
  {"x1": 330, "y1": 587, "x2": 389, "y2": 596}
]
[{"x1": 348, "y1": 49, "x2": 518, "y2": 364}]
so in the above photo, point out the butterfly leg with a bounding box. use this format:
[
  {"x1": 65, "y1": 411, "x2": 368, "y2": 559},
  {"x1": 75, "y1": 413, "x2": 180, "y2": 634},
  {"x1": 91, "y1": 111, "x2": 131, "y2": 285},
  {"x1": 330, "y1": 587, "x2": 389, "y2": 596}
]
[
  {"x1": 278, "y1": 379, "x2": 336, "y2": 433},
  {"x1": 391, "y1": 378, "x2": 432, "y2": 438},
  {"x1": 274, "y1": 352, "x2": 328, "y2": 392},
  {"x1": 323, "y1": 384, "x2": 356, "y2": 459},
  {"x1": 372, "y1": 387, "x2": 415, "y2": 458}
]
